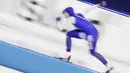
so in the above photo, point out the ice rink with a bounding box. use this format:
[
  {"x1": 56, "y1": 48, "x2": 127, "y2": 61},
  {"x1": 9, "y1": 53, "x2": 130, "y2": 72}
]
[{"x1": 0, "y1": 14, "x2": 130, "y2": 73}]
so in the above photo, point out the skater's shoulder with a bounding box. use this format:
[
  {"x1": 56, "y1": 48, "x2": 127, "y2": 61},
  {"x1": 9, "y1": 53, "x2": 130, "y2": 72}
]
[{"x1": 68, "y1": 16, "x2": 76, "y2": 24}]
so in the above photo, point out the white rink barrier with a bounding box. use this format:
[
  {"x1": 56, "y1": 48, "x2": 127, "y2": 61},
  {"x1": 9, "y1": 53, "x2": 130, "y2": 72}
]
[{"x1": 0, "y1": 65, "x2": 22, "y2": 73}]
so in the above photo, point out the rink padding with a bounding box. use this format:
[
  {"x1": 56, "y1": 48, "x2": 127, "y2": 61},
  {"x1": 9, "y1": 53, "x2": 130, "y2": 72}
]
[
  {"x1": 79, "y1": 1, "x2": 130, "y2": 17},
  {"x1": 0, "y1": 41, "x2": 98, "y2": 73}
]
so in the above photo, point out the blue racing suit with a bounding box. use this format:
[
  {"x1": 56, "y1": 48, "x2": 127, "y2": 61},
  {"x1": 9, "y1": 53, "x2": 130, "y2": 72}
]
[{"x1": 64, "y1": 7, "x2": 108, "y2": 65}]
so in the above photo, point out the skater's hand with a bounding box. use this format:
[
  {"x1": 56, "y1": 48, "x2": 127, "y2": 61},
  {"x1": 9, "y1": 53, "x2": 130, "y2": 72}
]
[{"x1": 56, "y1": 17, "x2": 62, "y2": 22}]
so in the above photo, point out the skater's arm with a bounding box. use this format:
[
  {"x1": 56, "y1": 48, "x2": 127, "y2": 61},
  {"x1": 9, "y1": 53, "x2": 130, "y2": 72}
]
[
  {"x1": 62, "y1": 17, "x2": 76, "y2": 31},
  {"x1": 56, "y1": 17, "x2": 65, "y2": 31},
  {"x1": 55, "y1": 15, "x2": 66, "y2": 31},
  {"x1": 56, "y1": 17, "x2": 76, "y2": 32}
]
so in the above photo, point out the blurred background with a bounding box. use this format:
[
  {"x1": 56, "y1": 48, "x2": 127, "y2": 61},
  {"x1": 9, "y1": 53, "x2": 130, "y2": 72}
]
[{"x1": 80, "y1": 0, "x2": 130, "y2": 15}]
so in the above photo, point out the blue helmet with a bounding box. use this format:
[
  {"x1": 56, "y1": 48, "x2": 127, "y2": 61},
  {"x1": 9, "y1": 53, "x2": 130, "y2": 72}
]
[{"x1": 63, "y1": 7, "x2": 76, "y2": 16}]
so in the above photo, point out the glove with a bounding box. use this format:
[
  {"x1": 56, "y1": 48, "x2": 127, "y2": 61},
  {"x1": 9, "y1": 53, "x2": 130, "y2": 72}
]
[{"x1": 56, "y1": 17, "x2": 61, "y2": 21}]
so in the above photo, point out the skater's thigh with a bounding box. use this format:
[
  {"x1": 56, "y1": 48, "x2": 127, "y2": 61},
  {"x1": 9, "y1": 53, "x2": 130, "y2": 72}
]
[
  {"x1": 67, "y1": 30, "x2": 87, "y2": 40},
  {"x1": 87, "y1": 35, "x2": 98, "y2": 51}
]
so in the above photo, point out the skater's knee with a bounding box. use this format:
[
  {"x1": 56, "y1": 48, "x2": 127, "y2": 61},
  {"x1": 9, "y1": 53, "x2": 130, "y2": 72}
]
[
  {"x1": 79, "y1": 32, "x2": 87, "y2": 40},
  {"x1": 67, "y1": 33, "x2": 70, "y2": 37},
  {"x1": 90, "y1": 50, "x2": 101, "y2": 58},
  {"x1": 67, "y1": 32, "x2": 72, "y2": 37},
  {"x1": 90, "y1": 49, "x2": 96, "y2": 56}
]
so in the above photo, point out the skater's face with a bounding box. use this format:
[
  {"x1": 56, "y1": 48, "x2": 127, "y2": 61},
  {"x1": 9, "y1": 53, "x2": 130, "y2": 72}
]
[{"x1": 63, "y1": 12, "x2": 70, "y2": 18}]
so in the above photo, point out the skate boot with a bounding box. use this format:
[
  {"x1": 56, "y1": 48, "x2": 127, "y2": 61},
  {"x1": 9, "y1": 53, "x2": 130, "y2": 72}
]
[
  {"x1": 59, "y1": 55, "x2": 71, "y2": 62},
  {"x1": 106, "y1": 67, "x2": 114, "y2": 73}
]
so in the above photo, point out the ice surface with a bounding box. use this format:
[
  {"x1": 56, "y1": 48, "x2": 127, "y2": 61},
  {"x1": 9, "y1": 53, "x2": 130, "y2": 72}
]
[{"x1": 0, "y1": 21, "x2": 130, "y2": 73}]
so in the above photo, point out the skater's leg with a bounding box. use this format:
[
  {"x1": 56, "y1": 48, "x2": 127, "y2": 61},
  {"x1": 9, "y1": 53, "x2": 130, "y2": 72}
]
[
  {"x1": 65, "y1": 30, "x2": 85, "y2": 60},
  {"x1": 90, "y1": 49, "x2": 108, "y2": 65},
  {"x1": 88, "y1": 35, "x2": 108, "y2": 65},
  {"x1": 67, "y1": 30, "x2": 84, "y2": 39},
  {"x1": 66, "y1": 30, "x2": 87, "y2": 52},
  {"x1": 88, "y1": 35, "x2": 114, "y2": 73},
  {"x1": 66, "y1": 30, "x2": 82, "y2": 52},
  {"x1": 66, "y1": 36, "x2": 72, "y2": 52}
]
